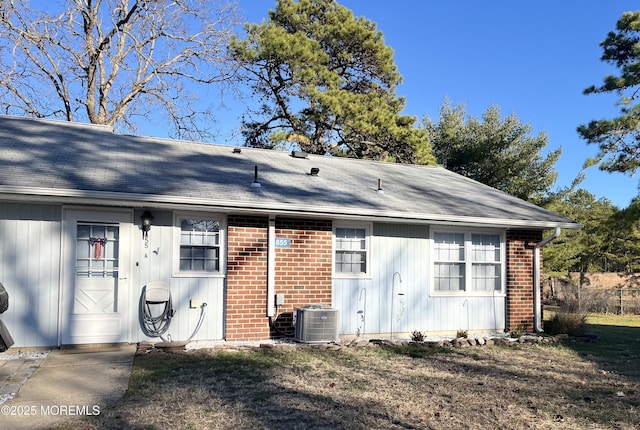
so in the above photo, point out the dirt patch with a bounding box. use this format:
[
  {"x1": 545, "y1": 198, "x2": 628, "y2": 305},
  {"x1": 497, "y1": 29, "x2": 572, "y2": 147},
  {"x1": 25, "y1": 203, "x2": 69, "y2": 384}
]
[{"x1": 566, "y1": 273, "x2": 640, "y2": 289}]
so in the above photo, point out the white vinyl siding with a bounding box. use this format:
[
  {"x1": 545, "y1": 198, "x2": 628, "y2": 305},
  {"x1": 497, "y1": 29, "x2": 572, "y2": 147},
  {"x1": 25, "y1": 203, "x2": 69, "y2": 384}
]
[
  {"x1": 333, "y1": 223, "x2": 506, "y2": 337},
  {"x1": 0, "y1": 203, "x2": 62, "y2": 347},
  {"x1": 137, "y1": 210, "x2": 225, "y2": 343}
]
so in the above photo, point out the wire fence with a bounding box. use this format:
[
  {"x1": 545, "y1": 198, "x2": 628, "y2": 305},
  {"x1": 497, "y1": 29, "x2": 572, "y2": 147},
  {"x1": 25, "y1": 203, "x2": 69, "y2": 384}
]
[{"x1": 544, "y1": 276, "x2": 640, "y2": 315}]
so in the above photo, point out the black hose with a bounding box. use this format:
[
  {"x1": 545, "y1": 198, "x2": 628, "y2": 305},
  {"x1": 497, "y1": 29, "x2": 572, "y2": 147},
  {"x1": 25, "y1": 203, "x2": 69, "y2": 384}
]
[{"x1": 269, "y1": 307, "x2": 295, "y2": 337}]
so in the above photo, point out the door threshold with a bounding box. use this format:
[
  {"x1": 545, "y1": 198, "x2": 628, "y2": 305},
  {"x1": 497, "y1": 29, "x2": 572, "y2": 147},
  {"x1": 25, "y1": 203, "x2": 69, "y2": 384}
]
[{"x1": 60, "y1": 342, "x2": 130, "y2": 354}]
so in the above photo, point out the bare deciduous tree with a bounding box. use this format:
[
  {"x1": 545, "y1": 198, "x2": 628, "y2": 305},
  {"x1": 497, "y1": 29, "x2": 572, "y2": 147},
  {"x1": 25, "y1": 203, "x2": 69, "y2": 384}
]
[{"x1": 0, "y1": 0, "x2": 240, "y2": 140}]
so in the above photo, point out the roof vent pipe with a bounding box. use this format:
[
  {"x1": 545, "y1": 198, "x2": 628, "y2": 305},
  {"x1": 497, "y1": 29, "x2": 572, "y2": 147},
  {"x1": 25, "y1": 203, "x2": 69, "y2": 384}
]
[
  {"x1": 376, "y1": 178, "x2": 384, "y2": 194},
  {"x1": 250, "y1": 165, "x2": 261, "y2": 188}
]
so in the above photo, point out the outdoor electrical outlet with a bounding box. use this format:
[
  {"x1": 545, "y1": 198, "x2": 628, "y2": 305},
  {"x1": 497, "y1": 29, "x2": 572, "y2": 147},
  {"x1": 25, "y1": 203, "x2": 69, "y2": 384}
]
[
  {"x1": 190, "y1": 298, "x2": 200, "y2": 309},
  {"x1": 275, "y1": 293, "x2": 285, "y2": 306}
]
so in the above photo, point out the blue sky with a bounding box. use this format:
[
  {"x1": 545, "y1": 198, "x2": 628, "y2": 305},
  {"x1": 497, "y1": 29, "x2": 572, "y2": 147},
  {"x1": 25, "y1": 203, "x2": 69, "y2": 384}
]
[{"x1": 225, "y1": 1, "x2": 640, "y2": 208}]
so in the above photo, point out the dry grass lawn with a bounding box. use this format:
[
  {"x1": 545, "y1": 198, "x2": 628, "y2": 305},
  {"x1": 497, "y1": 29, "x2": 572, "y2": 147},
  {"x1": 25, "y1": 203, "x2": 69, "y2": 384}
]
[{"x1": 60, "y1": 315, "x2": 640, "y2": 430}]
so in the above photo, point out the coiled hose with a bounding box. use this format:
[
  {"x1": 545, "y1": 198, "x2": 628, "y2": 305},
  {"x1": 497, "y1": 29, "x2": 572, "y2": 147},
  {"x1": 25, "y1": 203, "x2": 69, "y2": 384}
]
[
  {"x1": 139, "y1": 285, "x2": 175, "y2": 341},
  {"x1": 139, "y1": 282, "x2": 208, "y2": 343}
]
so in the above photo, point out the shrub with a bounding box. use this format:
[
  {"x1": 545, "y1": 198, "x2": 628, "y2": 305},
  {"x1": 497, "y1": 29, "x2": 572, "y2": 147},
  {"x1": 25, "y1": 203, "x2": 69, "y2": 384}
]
[
  {"x1": 456, "y1": 329, "x2": 468, "y2": 339},
  {"x1": 509, "y1": 324, "x2": 525, "y2": 338},
  {"x1": 544, "y1": 304, "x2": 588, "y2": 336},
  {"x1": 411, "y1": 330, "x2": 424, "y2": 342}
]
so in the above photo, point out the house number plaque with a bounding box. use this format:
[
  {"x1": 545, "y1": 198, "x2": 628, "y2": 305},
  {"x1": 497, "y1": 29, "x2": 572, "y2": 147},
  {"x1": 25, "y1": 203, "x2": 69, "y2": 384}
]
[{"x1": 275, "y1": 238, "x2": 290, "y2": 248}]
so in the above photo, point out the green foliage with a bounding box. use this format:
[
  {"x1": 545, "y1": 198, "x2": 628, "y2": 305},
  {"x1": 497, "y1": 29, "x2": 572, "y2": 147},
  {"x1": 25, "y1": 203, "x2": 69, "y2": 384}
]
[
  {"x1": 410, "y1": 330, "x2": 424, "y2": 342},
  {"x1": 605, "y1": 198, "x2": 640, "y2": 272},
  {"x1": 543, "y1": 181, "x2": 640, "y2": 274},
  {"x1": 578, "y1": 11, "x2": 640, "y2": 175},
  {"x1": 231, "y1": 0, "x2": 433, "y2": 163},
  {"x1": 423, "y1": 100, "x2": 560, "y2": 202},
  {"x1": 509, "y1": 324, "x2": 526, "y2": 338},
  {"x1": 543, "y1": 184, "x2": 616, "y2": 273}
]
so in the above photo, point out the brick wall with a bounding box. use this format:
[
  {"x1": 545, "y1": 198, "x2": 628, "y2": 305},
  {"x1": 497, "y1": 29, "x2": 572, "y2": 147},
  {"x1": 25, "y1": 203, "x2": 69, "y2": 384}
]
[
  {"x1": 272, "y1": 218, "x2": 333, "y2": 334},
  {"x1": 506, "y1": 230, "x2": 542, "y2": 332},
  {"x1": 226, "y1": 215, "x2": 269, "y2": 340},
  {"x1": 225, "y1": 216, "x2": 333, "y2": 341}
]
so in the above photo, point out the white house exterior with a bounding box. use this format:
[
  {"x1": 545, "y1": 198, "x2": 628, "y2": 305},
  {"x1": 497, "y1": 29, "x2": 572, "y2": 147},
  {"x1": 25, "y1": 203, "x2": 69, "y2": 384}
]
[{"x1": 0, "y1": 116, "x2": 579, "y2": 347}]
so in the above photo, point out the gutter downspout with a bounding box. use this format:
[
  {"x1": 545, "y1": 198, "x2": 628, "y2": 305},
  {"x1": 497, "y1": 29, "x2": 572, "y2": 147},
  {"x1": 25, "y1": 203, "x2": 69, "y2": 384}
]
[
  {"x1": 267, "y1": 216, "x2": 276, "y2": 317},
  {"x1": 533, "y1": 227, "x2": 561, "y2": 332},
  {"x1": 57, "y1": 206, "x2": 67, "y2": 347}
]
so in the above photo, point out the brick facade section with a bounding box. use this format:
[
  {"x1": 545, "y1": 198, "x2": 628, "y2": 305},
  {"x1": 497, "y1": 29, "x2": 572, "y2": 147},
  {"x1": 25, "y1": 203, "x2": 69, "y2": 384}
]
[
  {"x1": 225, "y1": 216, "x2": 333, "y2": 341},
  {"x1": 227, "y1": 219, "x2": 544, "y2": 339},
  {"x1": 272, "y1": 218, "x2": 333, "y2": 334},
  {"x1": 506, "y1": 229, "x2": 542, "y2": 332},
  {"x1": 226, "y1": 215, "x2": 270, "y2": 340}
]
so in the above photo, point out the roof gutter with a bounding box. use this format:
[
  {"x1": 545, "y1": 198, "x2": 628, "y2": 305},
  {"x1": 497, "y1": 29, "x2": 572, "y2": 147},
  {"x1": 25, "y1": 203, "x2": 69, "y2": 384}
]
[{"x1": 533, "y1": 227, "x2": 561, "y2": 332}]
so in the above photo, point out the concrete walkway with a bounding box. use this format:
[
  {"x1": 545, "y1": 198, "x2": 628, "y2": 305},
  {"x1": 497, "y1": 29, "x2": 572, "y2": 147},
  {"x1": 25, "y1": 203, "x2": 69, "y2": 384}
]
[{"x1": 0, "y1": 345, "x2": 136, "y2": 430}]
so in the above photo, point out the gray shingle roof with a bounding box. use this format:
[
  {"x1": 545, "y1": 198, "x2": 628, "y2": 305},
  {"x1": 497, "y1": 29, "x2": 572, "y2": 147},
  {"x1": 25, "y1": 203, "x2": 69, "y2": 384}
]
[{"x1": 0, "y1": 116, "x2": 578, "y2": 229}]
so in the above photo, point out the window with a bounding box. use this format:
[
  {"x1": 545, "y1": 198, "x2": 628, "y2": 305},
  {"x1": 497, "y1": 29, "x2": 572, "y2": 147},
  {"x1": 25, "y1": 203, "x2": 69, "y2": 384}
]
[
  {"x1": 433, "y1": 232, "x2": 465, "y2": 291},
  {"x1": 76, "y1": 223, "x2": 119, "y2": 279},
  {"x1": 433, "y1": 230, "x2": 504, "y2": 293},
  {"x1": 471, "y1": 233, "x2": 502, "y2": 292},
  {"x1": 175, "y1": 216, "x2": 223, "y2": 274},
  {"x1": 334, "y1": 225, "x2": 370, "y2": 275}
]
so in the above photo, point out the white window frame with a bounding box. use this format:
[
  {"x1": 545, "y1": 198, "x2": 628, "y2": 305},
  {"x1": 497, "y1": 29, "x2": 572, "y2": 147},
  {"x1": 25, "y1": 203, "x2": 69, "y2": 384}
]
[
  {"x1": 173, "y1": 212, "x2": 226, "y2": 278},
  {"x1": 333, "y1": 222, "x2": 372, "y2": 278},
  {"x1": 430, "y1": 228, "x2": 506, "y2": 296}
]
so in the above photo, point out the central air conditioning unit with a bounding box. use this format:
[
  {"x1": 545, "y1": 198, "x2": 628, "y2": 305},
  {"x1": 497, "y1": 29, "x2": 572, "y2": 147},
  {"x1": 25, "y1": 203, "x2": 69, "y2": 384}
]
[{"x1": 294, "y1": 305, "x2": 340, "y2": 344}]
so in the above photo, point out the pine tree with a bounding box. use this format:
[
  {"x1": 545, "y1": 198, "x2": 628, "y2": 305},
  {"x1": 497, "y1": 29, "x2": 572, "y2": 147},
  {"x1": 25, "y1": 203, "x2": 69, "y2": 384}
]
[{"x1": 231, "y1": 0, "x2": 433, "y2": 163}]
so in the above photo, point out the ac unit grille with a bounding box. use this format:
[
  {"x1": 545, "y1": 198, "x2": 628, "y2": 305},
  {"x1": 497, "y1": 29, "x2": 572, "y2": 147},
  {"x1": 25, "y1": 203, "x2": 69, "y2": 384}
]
[{"x1": 294, "y1": 307, "x2": 340, "y2": 344}]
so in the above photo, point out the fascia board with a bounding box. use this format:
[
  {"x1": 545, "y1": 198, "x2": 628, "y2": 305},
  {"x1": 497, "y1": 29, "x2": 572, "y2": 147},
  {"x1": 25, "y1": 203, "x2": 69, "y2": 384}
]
[{"x1": 0, "y1": 186, "x2": 581, "y2": 230}]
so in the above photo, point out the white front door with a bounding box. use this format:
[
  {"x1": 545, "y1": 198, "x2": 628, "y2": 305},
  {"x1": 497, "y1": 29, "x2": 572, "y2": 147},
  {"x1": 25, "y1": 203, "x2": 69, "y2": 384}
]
[{"x1": 62, "y1": 209, "x2": 131, "y2": 345}]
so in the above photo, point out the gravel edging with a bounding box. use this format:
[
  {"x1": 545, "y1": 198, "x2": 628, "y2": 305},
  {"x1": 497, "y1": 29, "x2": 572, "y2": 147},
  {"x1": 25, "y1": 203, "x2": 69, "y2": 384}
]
[{"x1": 140, "y1": 333, "x2": 577, "y2": 355}]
